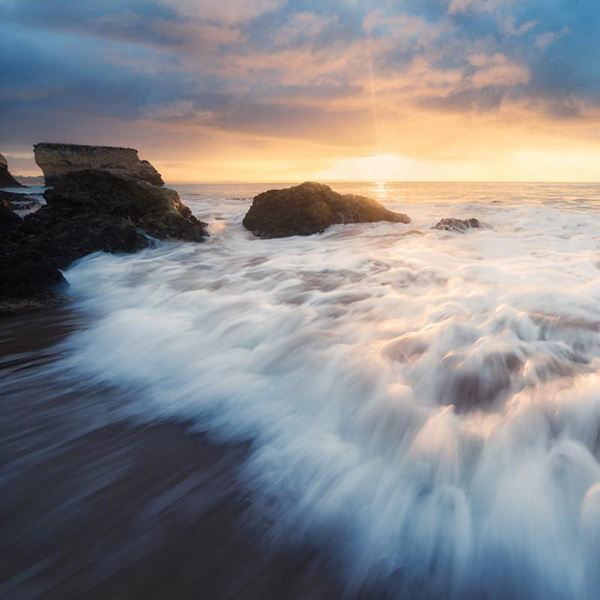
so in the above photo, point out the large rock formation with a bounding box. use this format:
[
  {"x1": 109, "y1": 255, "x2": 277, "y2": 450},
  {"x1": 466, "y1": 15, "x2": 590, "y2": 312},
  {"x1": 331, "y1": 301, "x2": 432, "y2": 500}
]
[
  {"x1": 1, "y1": 165, "x2": 207, "y2": 315},
  {"x1": 34, "y1": 143, "x2": 165, "y2": 187},
  {"x1": 23, "y1": 170, "x2": 207, "y2": 269},
  {"x1": 243, "y1": 182, "x2": 411, "y2": 238},
  {"x1": 0, "y1": 152, "x2": 24, "y2": 188}
]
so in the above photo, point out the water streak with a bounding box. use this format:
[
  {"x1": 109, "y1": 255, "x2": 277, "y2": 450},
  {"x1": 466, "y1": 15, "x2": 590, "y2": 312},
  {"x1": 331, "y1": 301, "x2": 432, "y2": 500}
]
[{"x1": 59, "y1": 182, "x2": 600, "y2": 599}]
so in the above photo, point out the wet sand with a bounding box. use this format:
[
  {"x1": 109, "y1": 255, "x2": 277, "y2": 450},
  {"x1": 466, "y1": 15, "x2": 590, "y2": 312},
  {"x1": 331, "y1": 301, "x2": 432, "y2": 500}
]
[{"x1": 0, "y1": 308, "x2": 342, "y2": 600}]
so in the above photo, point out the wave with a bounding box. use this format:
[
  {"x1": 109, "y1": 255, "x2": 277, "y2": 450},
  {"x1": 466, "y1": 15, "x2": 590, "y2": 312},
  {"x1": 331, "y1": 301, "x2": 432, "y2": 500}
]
[{"x1": 58, "y1": 187, "x2": 600, "y2": 599}]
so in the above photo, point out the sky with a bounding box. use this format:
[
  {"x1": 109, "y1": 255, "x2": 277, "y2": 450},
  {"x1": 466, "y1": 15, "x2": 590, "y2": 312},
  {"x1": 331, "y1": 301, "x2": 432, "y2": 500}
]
[{"x1": 1, "y1": 0, "x2": 599, "y2": 182}]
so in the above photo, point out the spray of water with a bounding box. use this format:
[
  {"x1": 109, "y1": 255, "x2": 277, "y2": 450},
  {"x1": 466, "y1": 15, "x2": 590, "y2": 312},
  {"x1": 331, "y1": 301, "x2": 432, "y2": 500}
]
[{"x1": 58, "y1": 184, "x2": 600, "y2": 599}]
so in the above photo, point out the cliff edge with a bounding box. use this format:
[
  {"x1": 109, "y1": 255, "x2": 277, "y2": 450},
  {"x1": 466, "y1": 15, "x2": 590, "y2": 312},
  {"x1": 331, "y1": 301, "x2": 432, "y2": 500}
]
[
  {"x1": 0, "y1": 152, "x2": 24, "y2": 188},
  {"x1": 34, "y1": 143, "x2": 165, "y2": 187}
]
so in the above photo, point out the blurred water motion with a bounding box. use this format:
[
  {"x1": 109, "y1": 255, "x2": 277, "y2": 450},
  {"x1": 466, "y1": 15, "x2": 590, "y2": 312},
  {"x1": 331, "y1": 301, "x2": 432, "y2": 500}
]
[{"x1": 4, "y1": 182, "x2": 600, "y2": 599}]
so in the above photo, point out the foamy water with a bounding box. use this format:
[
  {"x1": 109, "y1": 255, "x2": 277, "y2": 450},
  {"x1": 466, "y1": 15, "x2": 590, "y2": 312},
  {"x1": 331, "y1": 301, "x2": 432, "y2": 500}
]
[{"x1": 59, "y1": 182, "x2": 600, "y2": 599}]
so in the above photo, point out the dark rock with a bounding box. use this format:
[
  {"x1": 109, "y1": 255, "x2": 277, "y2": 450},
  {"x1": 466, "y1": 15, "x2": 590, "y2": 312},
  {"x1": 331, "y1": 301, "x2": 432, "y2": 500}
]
[
  {"x1": 34, "y1": 143, "x2": 164, "y2": 186},
  {"x1": 0, "y1": 151, "x2": 24, "y2": 188},
  {"x1": 433, "y1": 218, "x2": 487, "y2": 232},
  {"x1": 1, "y1": 168, "x2": 207, "y2": 315},
  {"x1": 0, "y1": 247, "x2": 68, "y2": 315},
  {"x1": 1, "y1": 190, "x2": 34, "y2": 204},
  {"x1": 0, "y1": 201, "x2": 67, "y2": 315},
  {"x1": 0, "y1": 190, "x2": 44, "y2": 215},
  {"x1": 23, "y1": 170, "x2": 207, "y2": 268},
  {"x1": 242, "y1": 182, "x2": 411, "y2": 239},
  {"x1": 1, "y1": 198, "x2": 22, "y2": 231}
]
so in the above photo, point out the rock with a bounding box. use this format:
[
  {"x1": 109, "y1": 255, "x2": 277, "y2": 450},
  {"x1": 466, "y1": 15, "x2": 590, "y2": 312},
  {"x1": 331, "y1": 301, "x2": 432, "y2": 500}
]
[
  {"x1": 0, "y1": 201, "x2": 67, "y2": 315},
  {"x1": 0, "y1": 190, "x2": 44, "y2": 215},
  {"x1": 433, "y1": 218, "x2": 486, "y2": 232},
  {"x1": 0, "y1": 247, "x2": 68, "y2": 316},
  {"x1": 23, "y1": 170, "x2": 208, "y2": 268},
  {"x1": 34, "y1": 143, "x2": 165, "y2": 187},
  {"x1": 1, "y1": 168, "x2": 207, "y2": 315},
  {"x1": 0, "y1": 152, "x2": 25, "y2": 188},
  {"x1": 242, "y1": 182, "x2": 411, "y2": 238},
  {"x1": 1, "y1": 198, "x2": 23, "y2": 231},
  {"x1": 1, "y1": 190, "x2": 33, "y2": 204}
]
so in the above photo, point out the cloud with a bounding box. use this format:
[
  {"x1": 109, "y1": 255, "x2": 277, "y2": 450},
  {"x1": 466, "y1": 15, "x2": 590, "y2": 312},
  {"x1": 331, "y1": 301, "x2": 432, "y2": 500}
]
[
  {"x1": 274, "y1": 12, "x2": 338, "y2": 47},
  {"x1": 446, "y1": 0, "x2": 507, "y2": 15},
  {"x1": 535, "y1": 27, "x2": 570, "y2": 51},
  {"x1": 160, "y1": 0, "x2": 284, "y2": 25},
  {"x1": 142, "y1": 100, "x2": 216, "y2": 123},
  {"x1": 469, "y1": 53, "x2": 530, "y2": 88},
  {"x1": 1, "y1": 0, "x2": 600, "y2": 180}
]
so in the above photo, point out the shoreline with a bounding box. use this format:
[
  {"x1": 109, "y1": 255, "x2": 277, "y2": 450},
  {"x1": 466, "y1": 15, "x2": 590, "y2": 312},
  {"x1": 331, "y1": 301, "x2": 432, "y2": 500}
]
[{"x1": 0, "y1": 307, "x2": 343, "y2": 600}]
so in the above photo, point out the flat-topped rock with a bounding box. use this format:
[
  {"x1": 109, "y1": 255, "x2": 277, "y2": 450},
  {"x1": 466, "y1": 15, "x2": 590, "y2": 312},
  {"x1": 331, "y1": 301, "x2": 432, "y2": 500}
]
[
  {"x1": 243, "y1": 182, "x2": 411, "y2": 239},
  {"x1": 34, "y1": 143, "x2": 165, "y2": 187},
  {"x1": 0, "y1": 152, "x2": 24, "y2": 188}
]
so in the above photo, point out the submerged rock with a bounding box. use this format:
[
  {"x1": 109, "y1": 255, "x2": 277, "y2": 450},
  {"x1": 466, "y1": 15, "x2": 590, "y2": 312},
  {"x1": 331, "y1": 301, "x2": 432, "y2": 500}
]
[
  {"x1": 34, "y1": 143, "x2": 165, "y2": 187},
  {"x1": 0, "y1": 151, "x2": 24, "y2": 188},
  {"x1": 243, "y1": 182, "x2": 411, "y2": 239},
  {"x1": 433, "y1": 218, "x2": 486, "y2": 232}
]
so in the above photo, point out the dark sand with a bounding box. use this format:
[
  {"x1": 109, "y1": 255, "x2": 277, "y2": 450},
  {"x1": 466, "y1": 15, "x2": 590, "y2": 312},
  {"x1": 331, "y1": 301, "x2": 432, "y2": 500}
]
[{"x1": 0, "y1": 307, "x2": 343, "y2": 600}]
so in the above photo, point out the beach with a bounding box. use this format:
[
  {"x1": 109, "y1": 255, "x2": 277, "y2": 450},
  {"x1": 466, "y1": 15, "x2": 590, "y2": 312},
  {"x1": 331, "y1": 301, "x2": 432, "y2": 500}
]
[{"x1": 3, "y1": 182, "x2": 600, "y2": 598}]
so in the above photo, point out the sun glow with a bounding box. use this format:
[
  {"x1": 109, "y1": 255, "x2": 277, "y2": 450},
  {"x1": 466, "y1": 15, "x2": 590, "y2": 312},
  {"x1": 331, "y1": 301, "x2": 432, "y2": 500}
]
[{"x1": 318, "y1": 153, "x2": 431, "y2": 182}]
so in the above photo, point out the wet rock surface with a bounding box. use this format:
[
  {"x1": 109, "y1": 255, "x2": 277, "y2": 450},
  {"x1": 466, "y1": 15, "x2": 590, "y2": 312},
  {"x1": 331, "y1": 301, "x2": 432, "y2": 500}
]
[
  {"x1": 1, "y1": 169, "x2": 207, "y2": 315},
  {"x1": 1, "y1": 198, "x2": 22, "y2": 230},
  {"x1": 1, "y1": 201, "x2": 67, "y2": 315},
  {"x1": 24, "y1": 170, "x2": 208, "y2": 268},
  {"x1": 243, "y1": 182, "x2": 411, "y2": 238},
  {"x1": 433, "y1": 217, "x2": 486, "y2": 232},
  {"x1": 34, "y1": 143, "x2": 165, "y2": 187},
  {"x1": 0, "y1": 189, "x2": 44, "y2": 215}
]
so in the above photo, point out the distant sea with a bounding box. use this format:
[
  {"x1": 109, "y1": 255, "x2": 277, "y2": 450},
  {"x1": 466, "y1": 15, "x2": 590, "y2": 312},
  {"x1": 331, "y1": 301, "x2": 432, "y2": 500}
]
[{"x1": 4, "y1": 181, "x2": 600, "y2": 599}]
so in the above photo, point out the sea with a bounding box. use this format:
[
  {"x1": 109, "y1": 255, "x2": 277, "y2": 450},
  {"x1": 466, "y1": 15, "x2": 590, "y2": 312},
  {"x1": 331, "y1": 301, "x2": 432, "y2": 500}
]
[{"x1": 4, "y1": 181, "x2": 600, "y2": 599}]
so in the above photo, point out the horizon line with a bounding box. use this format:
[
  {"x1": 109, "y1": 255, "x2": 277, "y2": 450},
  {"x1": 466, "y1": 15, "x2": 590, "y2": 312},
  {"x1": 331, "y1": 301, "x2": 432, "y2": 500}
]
[
  {"x1": 164, "y1": 179, "x2": 600, "y2": 185},
  {"x1": 14, "y1": 177, "x2": 600, "y2": 185}
]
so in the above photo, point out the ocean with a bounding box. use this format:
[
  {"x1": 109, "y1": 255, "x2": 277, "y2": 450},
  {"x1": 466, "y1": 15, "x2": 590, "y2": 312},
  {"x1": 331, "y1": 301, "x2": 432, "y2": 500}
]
[{"x1": 4, "y1": 181, "x2": 600, "y2": 599}]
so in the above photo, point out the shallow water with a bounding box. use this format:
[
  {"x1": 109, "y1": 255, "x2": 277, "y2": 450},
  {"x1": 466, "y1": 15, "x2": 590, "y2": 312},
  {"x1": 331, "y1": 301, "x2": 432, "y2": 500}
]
[{"x1": 19, "y1": 182, "x2": 600, "y2": 598}]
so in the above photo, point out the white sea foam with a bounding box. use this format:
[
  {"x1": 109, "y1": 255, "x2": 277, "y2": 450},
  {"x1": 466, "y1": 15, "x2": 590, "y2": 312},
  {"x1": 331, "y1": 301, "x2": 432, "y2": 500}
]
[{"x1": 61, "y1": 183, "x2": 600, "y2": 598}]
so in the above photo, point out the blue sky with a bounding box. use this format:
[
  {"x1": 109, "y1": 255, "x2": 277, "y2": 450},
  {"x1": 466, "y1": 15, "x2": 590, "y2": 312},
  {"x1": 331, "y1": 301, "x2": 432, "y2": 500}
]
[{"x1": 1, "y1": 0, "x2": 599, "y2": 181}]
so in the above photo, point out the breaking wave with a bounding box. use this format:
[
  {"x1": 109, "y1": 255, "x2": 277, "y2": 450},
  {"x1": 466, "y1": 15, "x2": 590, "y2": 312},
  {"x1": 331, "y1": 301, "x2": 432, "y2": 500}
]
[{"x1": 59, "y1": 182, "x2": 600, "y2": 599}]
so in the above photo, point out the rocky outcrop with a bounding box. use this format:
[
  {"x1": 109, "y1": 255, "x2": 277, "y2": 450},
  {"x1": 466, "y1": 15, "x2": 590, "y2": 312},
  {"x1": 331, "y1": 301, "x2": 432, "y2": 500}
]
[
  {"x1": 1, "y1": 167, "x2": 207, "y2": 315},
  {"x1": 34, "y1": 143, "x2": 165, "y2": 187},
  {"x1": 433, "y1": 218, "x2": 487, "y2": 232},
  {"x1": 243, "y1": 182, "x2": 411, "y2": 238},
  {"x1": 0, "y1": 152, "x2": 24, "y2": 188},
  {"x1": 23, "y1": 170, "x2": 207, "y2": 268}
]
